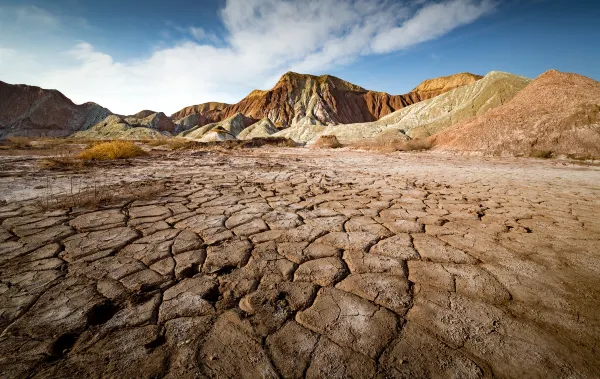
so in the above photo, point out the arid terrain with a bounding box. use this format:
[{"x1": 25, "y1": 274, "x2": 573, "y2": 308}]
[{"x1": 1, "y1": 145, "x2": 599, "y2": 378}]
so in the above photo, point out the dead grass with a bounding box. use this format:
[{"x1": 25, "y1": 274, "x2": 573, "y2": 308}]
[
  {"x1": 77, "y1": 141, "x2": 148, "y2": 160},
  {"x1": 313, "y1": 135, "x2": 342, "y2": 149},
  {"x1": 35, "y1": 176, "x2": 167, "y2": 210}
]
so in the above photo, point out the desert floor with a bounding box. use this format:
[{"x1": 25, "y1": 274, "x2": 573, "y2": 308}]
[{"x1": 1, "y1": 147, "x2": 599, "y2": 378}]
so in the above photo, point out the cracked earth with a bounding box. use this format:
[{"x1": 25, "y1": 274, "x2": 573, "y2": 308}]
[{"x1": 1, "y1": 148, "x2": 599, "y2": 378}]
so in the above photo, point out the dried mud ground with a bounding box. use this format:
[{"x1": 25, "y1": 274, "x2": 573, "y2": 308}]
[{"x1": 1, "y1": 147, "x2": 600, "y2": 378}]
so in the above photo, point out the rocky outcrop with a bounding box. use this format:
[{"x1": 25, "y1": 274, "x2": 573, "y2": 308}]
[
  {"x1": 172, "y1": 71, "x2": 482, "y2": 129},
  {"x1": 306, "y1": 71, "x2": 530, "y2": 144},
  {"x1": 71, "y1": 115, "x2": 166, "y2": 140},
  {"x1": 180, "y1": 113, "x2": 255, "y2": 142},
  {"x1": 433, "y1": 70, "x2": 600, "y2": 158},
  {"x1": 0, "y1": 80, "x2": 111, "y2": 139}
]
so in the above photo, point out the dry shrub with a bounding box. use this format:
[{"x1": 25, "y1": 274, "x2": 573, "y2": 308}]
[
  {"x1": 77, "y1": 141, "x2": 148, "y2": 160},
  {"x1": 351, "y1": 133, "x2": 432, "y2": 153},
  {"x1": 530, "y1": 149, "x2": 553, "y2": 159},
  {"x1": 4, "y1": 136, "x2": 34, "y2": 148},
  {"x1": 179, "y1": 137, "x2": 297, "y2": 150},
  {"x1": 38, "y1": 157, "x2": 85, "y2": 170},
  {"x1": 398, "y1": 138, "x2": 433, "y2": 151},
  {"x1": 145, "y1": 138, "x2": 192, "y2": 150},
  {"x1": 313, "y1": 135, "x2": 342, "y2": 149}
]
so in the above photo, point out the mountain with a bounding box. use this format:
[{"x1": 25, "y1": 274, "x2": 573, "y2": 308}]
[
  {"x1": 303, "y1": 71, "x2": 530, "y2": 143},
  {"x1": 0, "y1": 80, "x2": 111, "y2": 139},
  {"x1": 172, "y1": 72, "x2": 482, "y2": 129},
  {"x1": 432, "y1": 70, "x2": 600, "y2": 158}
]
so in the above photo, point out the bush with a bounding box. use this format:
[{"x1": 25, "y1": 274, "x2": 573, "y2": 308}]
[
  {"x1": 145, "y1": 138, "x2": 192, "y2": 150},
  {"x1": 4, "y1": 136, "x2": 34, "y2": 148},
  {"x1": 77, "y1": 141, "x2": 148, "y2": 160},
  {"x1": 397, "y1": 138, "x2": 433, "y2": 151},
  {"x1": 530, "y1": 149, "x2": 553, "y2": 159},
  {"x1": 313, "y1": 135, "x2": 342, "y2": 149}
]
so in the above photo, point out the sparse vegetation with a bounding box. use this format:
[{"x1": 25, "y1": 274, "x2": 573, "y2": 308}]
[
  {"x1": 398, "y1": 138, "x2": 433, "y2": 151},
  {"x1": 313, "y1": 135, "x2": 342, "y2": 149},
  {"x1": 3, "y1": 136, "x2": 34, "y2": 149},
  {"x1": 145, "y1": 137, "x2": 194, "y2": 150},
  {"x1": 77, "y1": 140, "x2": 148, "y2": 160},
  {"x1": 38, "y1": 156, "x2": 85, "y2": 170},
  {"x1": 530, "y1": 149, "x2": 553, "y2": 159},
  {"x1": 351, "y1": 134, "x2": 433, "y2": 153},
  {"x1": 35, "y1": 176, "x2": 166, "y2": 210}
]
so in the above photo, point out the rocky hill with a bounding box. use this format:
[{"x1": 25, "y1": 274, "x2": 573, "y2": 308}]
[
  {"x1": 0, "y1": 80, "x2": 111, "y2": 139},
  {"x1": 432, "y1": 70, "x2": 600, "y2": 158},
  {"x1": 172, "y1": 71, "x2": 482, "y2": 129},
  {"x1": 303, "y1": 71, "x2": 530, "y2": 143},
  {"x1": 180, "y1": 113, "x2": 255, "y2": 142},
  {"x1": 72, "y1": 113, "x2": 174, "y2": 140}
]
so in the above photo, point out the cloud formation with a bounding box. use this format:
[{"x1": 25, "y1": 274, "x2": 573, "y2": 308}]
[{"x1": 0, "y1": 0, "x2": 496, "y2": 114}]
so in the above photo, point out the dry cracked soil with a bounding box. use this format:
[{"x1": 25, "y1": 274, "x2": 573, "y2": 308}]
[{"x1": 0, "y1": 148, "x2": 599, "y2": 378}]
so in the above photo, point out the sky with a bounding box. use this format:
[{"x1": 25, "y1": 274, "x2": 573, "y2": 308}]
[{"x1": 0, "y1": 0, "x2": 599, "y2": 115}]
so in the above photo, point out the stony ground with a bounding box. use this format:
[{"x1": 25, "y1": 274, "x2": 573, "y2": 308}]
[{"x1": 1, "y1": 148, "x2": 599, "y2": 378}]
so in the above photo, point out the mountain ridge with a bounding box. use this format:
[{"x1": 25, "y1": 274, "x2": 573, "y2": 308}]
[{"x1": 172, "y1": 71, "x2": 483, "y2": 129}]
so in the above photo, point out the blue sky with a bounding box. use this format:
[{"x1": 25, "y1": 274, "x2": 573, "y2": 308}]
[{"x1": 0, "y1": 0, "x2": 598, "y2": 114}]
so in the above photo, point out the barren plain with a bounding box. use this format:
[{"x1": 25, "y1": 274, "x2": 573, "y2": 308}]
[{"x1": 1, "y1": 147, "x2": 599, "y2": 378}]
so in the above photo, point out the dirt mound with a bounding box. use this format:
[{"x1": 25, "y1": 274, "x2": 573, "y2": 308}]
[
  {"x1": 433, "y1": 70, "x2": 600, "y2": 158},
  {"x1": 0, "y1": 81, "x2": 111, "y2": 139},
  {"x1": 171, "y1": 71, "x2": 481, "y2": 129},
  {"x1": 313, "y1": 135, "x2": 342, "y2": 149}
]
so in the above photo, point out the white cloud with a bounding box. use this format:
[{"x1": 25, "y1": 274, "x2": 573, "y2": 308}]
[
  {"x1": 189, "y1": 27, "x2": 206, "y2": 41},
  {"x1": 371, "y1": 0, "x2": 497, "y2": 53},
  {"x1": 0, "y1": 0, "x2": 496, "y2": 115},
  {"x1": 16, "y1": 5, "x2": 60, "y2": 28}
]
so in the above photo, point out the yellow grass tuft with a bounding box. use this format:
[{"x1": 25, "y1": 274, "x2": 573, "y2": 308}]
[{"x1": 77, "y1": 141, "x2": 148, "y2": 160}]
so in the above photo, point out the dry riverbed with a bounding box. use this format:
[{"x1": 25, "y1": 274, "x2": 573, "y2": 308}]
[{"x1": 1, "y1": 147, "x2": 599, "y2": 378}]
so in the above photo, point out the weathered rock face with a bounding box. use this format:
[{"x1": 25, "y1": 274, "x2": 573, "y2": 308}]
[
  {"x1": 180, "y1": 113, "x2": 255, "y2": 141},
  {"x1": 433, "y1": 70, "x2": 600, "y2": 158},
  {"x1": 172, "y1": 71, "x2": 482, "y2": 129},
  {"x1": 0, "y1": 81, "x2": 112, "y2": 139},
  {"x1": 307, "y1": 71, "x2": 530, "y2": 144},
  {"x1": 71, "y1": 114, "x2": 167, "y2": 140}
]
